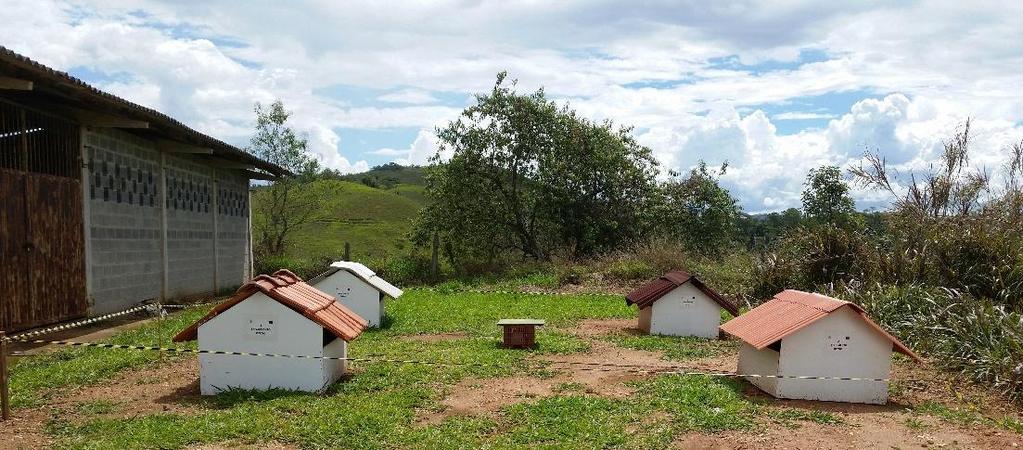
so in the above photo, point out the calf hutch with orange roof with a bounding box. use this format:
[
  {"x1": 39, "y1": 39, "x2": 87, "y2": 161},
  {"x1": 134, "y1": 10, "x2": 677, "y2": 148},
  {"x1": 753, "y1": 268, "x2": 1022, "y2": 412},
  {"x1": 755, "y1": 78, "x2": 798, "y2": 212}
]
[
  {"x1": 308, "y1": 261, "x2": 403, "y2": 328},
  {"x1": 173, "y1": 270, "x2": 368, "y2": 395},
  {"x1": 720, "y1": 290, "x2": 922, "y2": 405},
  {"x1": 625, "y1": 271, "x2": 739, "y2": 338}
]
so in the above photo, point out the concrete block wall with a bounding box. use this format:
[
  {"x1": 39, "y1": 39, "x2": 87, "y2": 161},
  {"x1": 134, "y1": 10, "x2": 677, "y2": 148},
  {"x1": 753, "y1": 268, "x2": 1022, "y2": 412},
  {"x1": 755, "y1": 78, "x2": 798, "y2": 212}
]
[
  {"x1": 85, "y1": 127, "x2": 252, "y2": 313},
  {"x1": 216, "y1": 171, "x2": 250, "y2": 292},
  {"x1": 85, "y1": 128, "x2": 163, "y2": 313},
  {"x1": 165, "y1": 157, "x2": 216, "y2": 298}
]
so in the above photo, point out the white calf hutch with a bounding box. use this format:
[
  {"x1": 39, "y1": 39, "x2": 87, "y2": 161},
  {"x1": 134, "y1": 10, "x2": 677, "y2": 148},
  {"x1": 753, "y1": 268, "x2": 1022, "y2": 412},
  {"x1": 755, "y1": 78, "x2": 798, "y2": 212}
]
[
  {"x1": 719, "y1": 290, "x2": 921, "y2": 405},
  {"x1": 625, "y1": 271, "x2": 739, "y2": 338},
  {"x1": 308, "y1": 261, "x2": 403, "y2": 328},
  {"x1": 174, "y1": 270, "x2": 368, "y2": 395}
]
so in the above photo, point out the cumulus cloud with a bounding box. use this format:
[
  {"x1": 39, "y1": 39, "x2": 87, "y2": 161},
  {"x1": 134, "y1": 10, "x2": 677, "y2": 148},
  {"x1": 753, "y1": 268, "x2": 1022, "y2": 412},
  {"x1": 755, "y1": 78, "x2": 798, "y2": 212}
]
[
  {"x1": 305, "y1": 125, "x2": 370, "y2": 174},
  {"x1": 2, "y1": 0, "x2": 1021, "y2": 211},
  {"x1": 368, "y1": 130, "x2": 442, "y2": 166},
  {"x1": 648, "y1": 93, "x2": 1023, "y2": 212}
]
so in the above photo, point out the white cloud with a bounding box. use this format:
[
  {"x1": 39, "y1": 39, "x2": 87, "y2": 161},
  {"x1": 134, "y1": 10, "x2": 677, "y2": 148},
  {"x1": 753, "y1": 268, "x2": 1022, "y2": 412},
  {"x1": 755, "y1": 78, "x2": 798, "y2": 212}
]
[
  {"x1": 774, "y1": 112, "x2": 836, "y2": 120},
  {"x1": 393, "y1": 130, "x2": 444, "y2": 166},
  {"x1": 2, "y1": 0, "x2": 1022, "y2": 210},
  {"x1": 647, "y1": 93, "x2": 1023, "y2": 213},
  {"x1": 306, "y1": 125, "x2": 370, "y2": 174},
  {"x1": 377, "y1": 89, "x2": 439, "y2": 105}
]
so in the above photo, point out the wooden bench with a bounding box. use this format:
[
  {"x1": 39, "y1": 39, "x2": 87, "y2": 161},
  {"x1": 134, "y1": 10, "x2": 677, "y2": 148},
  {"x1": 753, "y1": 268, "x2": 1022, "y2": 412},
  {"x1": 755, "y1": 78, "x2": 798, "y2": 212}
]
[{"x1": 497, "y1": 319, "x2": 545, "y2": 349}]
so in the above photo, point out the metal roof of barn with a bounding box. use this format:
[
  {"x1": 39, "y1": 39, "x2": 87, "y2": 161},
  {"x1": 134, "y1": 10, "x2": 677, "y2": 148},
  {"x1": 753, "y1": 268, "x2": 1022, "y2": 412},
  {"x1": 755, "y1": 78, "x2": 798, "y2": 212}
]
[
  {"x1": 0, "y1": 46, "x2": 288, "y2": 177},
  {"x1": 173, "y1": 269, "x2": 368, "y2": 342},
  {"x1": 308, "y1": 261, "x2": 404, "y2": 299},
  {"x1": 624, "y1": 270, "x2": 739, "y2": 316},
  {"x1": 719, "y1": 289, "x2": 921, "y2": 361}
]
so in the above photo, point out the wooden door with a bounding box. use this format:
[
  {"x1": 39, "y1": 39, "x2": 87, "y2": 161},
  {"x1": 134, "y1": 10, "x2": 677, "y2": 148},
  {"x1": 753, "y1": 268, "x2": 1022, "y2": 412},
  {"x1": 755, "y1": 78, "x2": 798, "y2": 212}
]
[
  {"x1": 0, "y1": 169, "x2": 30, "y2": 331},
  {"x1": 0, "y1": 100, "x2": 87, "y2": 332},
  {"x1": 27, "y1": 173, "x2": 87, "y2": 328}
]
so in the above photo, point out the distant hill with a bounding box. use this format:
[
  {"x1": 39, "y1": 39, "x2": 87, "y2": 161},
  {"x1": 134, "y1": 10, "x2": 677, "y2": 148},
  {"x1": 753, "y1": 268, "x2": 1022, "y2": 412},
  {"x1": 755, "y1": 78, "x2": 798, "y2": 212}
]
[
  {"x1": 340, "y1": 163, "x2": 427, "y2": 189},
  {"x1": 253, "y1": 178, "x2": 427, "y2": 261}
]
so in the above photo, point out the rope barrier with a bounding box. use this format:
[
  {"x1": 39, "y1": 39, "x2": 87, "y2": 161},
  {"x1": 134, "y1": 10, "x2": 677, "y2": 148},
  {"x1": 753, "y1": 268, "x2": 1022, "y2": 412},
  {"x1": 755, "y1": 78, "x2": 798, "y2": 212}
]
[
  {"x1": 410, "y1": 287, "x2": 622, "y2": 297},
  {"x1": 3, "y1": 305, "x2": 152, "y2": 342},
  {"x1": 0, "y1": 286, "x2": 611, "y2": 344},
  {"x1": 9, "y1": 337, "x2": 891, "y2": 383}
]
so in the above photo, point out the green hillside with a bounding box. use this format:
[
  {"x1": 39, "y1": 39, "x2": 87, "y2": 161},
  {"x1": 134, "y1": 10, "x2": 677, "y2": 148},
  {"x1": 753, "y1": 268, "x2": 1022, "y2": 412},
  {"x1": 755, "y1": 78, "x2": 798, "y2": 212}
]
[
  {"x1": 384, "y1": 183, "x2": 428, "y2": 204},
  {"x1": 254, "y1": 178, "x2": 426, "y2": 261}
]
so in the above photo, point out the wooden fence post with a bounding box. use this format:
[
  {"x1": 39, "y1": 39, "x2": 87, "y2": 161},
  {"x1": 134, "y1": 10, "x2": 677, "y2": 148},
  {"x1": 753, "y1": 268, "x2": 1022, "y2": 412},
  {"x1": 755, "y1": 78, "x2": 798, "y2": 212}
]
[
  {"x1": 343, "y1": 242, "x2": 351, "y2": 261},
  {"x1": 1, "y1": 331, "x2": 10, "y2": 421}
]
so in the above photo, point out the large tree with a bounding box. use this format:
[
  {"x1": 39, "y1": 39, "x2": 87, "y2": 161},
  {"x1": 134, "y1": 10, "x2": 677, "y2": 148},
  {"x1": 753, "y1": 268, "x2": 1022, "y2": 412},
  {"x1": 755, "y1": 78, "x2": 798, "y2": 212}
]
[
  {"x1": 248, "y1": 100, "x2": 322, "y2": 257},
  {"x1": 802, "y1": 165, "x2": 857, "y2": 227},
  {"x1": 414, "y1": 73, "x2": 660, "y2": 262},
  {"x1": 655, "y1": 161, "x2": 742, "y2": 254}
]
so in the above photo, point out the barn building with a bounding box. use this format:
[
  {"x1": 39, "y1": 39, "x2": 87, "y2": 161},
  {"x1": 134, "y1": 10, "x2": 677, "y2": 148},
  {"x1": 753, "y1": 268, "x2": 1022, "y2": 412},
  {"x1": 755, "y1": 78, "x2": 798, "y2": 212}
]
[
  {"x1": 625, "y1": 271, "x2": 739, "y2": 338},
  {"x1": 308, "y1": 261, "x2": 403, "y2": 328},
  {"x1": 173, "y1": 270, "x2": 368, "y2": 395},
  {"x1": 0, "y1": 47, "x2": 286, "y2": 332},
  {"x1": 719, "y1": 290, "x2": 922, "y2": 404}
]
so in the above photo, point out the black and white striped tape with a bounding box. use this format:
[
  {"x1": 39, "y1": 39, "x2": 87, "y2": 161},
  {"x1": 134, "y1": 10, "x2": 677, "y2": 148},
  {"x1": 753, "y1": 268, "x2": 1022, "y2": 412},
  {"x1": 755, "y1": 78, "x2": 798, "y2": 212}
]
[
  {"x1": 3, "y1": 305, "x2": 152, "y2": 342},
  {"x1": 13, "y1": 337, "x2": 890, "y2": 382},
  {"x1": 409, "y1": 288, "x2": 617, "y2": 298}
]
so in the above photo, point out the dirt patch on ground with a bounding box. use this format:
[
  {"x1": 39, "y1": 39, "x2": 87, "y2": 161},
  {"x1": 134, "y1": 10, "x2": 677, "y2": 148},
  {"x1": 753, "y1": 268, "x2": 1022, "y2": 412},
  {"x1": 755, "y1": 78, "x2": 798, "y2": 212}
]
[
  {"x1": 417, "y1": 318, "x2": 710, "y2": 425},
  {"x1": 416, "y1": 360, "x2": 651, "y2": 426},
  {"x1": 58, "y1": 357, "x2": 204, "y2": 419},
  {"x1": 675, "y1": 408, "x2": 1021, "y2": 449},
  {"x1": 0, "y1": 357, "x2": 205, "y2": 449},
  {"x1": 403, "y1": 331, "x2": 470, "y2": 343}
]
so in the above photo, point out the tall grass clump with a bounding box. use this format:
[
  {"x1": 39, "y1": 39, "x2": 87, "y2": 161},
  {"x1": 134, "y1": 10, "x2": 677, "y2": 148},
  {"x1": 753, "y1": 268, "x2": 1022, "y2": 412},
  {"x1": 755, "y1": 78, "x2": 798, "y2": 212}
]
[{"x1": 838, "y1": 283, "x2": 1023, "y2": 401}]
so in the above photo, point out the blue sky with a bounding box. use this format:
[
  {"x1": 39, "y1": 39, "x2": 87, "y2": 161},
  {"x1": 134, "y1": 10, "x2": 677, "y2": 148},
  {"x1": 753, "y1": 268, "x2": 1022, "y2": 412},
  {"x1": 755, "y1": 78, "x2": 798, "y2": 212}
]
[{"x1": 3, "y1": 1, "x2": 1021, "y2": 212}]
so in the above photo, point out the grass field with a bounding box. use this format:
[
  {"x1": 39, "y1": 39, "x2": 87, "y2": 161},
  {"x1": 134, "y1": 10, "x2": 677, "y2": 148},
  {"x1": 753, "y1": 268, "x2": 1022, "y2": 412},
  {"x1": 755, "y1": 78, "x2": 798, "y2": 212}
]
[
  {"x1": 6, "y1": 290, "x2": 1023, "y2": 449},
  {"x1": 253, "y1": 179, "x2": 426, "y2": 262}
]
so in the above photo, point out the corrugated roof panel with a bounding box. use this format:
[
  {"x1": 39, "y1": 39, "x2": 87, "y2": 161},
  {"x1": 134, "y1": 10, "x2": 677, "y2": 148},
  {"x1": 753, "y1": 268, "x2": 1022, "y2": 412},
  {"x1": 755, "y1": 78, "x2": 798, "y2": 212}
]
[
  {"x1": 173, "y1": 271, "x2": 368, "y2": 343},
  {"x1": 0, "y1": 46, "x2": 287, "y2": 176},
  {"x1": 719, "y1": 289, "x2": 921, "y2": 361}
]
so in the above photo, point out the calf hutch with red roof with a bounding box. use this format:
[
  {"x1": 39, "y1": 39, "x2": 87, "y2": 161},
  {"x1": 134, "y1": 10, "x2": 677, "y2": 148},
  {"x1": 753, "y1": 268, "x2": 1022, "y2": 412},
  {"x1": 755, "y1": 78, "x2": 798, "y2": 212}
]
[
  {"x1": 720, "y1": 290, "x2": 921, "y2": 405},
  {"x1": 173, "y1": 270, "x2": 368, "y2": 395},
  {"x1": 308, "y1": 261, "x2": 403, "y2": 328},
  {"x1": 625, "y1": 271, "x2": 739, "y2": 338}
]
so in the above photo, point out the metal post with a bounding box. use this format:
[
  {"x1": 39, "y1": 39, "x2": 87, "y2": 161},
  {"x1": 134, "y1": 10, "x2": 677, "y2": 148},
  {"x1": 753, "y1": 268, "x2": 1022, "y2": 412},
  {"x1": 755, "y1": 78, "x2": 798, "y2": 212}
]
[
  {"x1": 343, "y1": 242, "x2": 350, "y2": 261},
  {"x1": 1, "y1": 331, "x2": 10, "y2": 420}
]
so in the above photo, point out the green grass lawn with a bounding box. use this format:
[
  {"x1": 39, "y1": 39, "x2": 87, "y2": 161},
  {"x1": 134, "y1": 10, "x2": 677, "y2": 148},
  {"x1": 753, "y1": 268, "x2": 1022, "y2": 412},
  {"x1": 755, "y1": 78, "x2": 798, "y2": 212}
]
[{"x1": 11, "y1": 289, "x2": 1017, "y2": 449}]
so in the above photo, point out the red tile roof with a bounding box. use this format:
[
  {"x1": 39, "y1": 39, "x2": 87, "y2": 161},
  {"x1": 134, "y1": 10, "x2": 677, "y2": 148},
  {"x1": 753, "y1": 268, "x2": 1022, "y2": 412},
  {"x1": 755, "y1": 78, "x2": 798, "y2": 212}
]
[
  {"x1": 719, "y1": 290, "x2": 921, "y2": 361},
  {"x1": 173, "y1": 269, "x2": 368, "y2": 342},
  {"x1": 625, "y1": 270, "x2": 739, "y2": 316}
]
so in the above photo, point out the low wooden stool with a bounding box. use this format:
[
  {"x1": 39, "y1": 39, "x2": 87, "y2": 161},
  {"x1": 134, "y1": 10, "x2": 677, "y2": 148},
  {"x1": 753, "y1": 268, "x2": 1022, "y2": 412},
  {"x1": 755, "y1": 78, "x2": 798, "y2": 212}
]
[{"x1": 497, "y1": 319, "x2": 545, "y2": 349}]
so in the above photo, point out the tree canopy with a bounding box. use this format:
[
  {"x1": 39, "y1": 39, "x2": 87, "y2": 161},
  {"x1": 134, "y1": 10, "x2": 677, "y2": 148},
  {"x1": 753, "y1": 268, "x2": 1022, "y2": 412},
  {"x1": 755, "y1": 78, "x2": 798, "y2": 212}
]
[
  {"x1": 248, "y1": 100, "x2": 326, "y2": 257},
  {"x1": 414, "y1": 73, "x2": 661, "y2": 262},
  {"x1": 801, "y1": 165, "x2": 857, "y2": 228},
  {"x1": 655, "y1": 162, "x2": 742, "y2": 254}
]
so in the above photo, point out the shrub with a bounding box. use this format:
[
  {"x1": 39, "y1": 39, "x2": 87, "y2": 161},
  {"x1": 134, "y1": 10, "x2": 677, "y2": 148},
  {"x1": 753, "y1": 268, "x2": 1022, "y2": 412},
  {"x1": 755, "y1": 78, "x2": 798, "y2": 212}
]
[
  {"x1": 254, "y1": 254, "x2": 331, "y2": 280},
  {"x1": 604, "y1": 259, "x2": 657, "y2": 281},
  {"x1": 375, "y1": 252, "x2": 439, "y2": 285}
]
